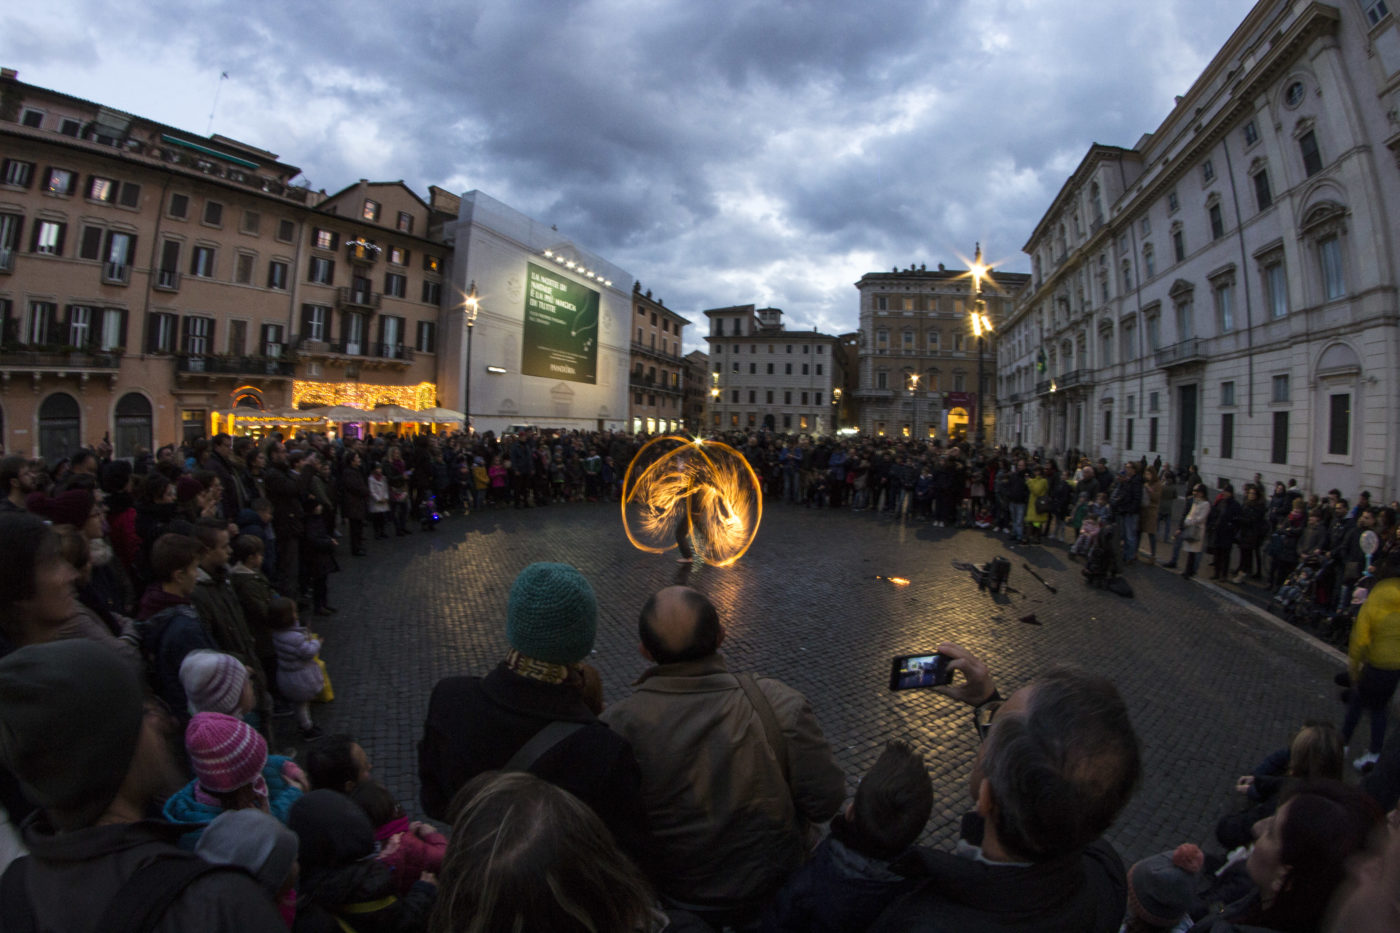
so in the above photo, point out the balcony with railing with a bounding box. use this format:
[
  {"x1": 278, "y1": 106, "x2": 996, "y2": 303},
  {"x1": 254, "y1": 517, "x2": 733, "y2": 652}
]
[
  {"x1": 345, "y1": 241, "x2": 381, "y2": 267},
  {"x1": 1058, "y1": 368, "x2": 1093, "y2": 389},
  {"x1": 629, "y1": 375, "x2": 682, "y2": 395},
  {"x1": 176, "y1": 351, "x2": 295, "y2": 377},
  {"x1": 320, "y1": 341, "x2": 413, "y2": 363},
  {"x1": 153, "y1": 268, "x2": 181, "y2": 291},
  {"x1": 0, "y1": 346, "x2": 123, "y2": 371},
  {"x1": 0, "y1": 247, "x2": 14, "y2": 273},
  {"x1": 369, "y1": 342, "x2": 412, "y2": 362},
  {"x1": 337, "y1": 287, "x2": 382, "y2": 311},
  {"x1": 851, "y1": 387, "x2": 895, "y2": 400},
  {"x1": 101, "y1": 262, "x2": 131, "y2": 285},
  {"x1": 1153, "y1": 338, "x2": 1206, "y2": 368},
  {"x1": 629, "y1": 341, "x2": 684, "y2": 364},
  {"x1": 1035, "y1": 379, "x2": 1053, "y2": 396}
]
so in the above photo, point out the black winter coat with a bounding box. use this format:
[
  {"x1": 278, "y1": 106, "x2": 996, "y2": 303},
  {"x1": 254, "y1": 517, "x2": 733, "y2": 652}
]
[
  {"x1": 301, "y1": 513, "x2": 340, "y2": 579},
  {"x1": 263, "y1": 463, "x2": 304, "y2": 538},
  {"x1": 867, "y1": 837, "x2": 1126, "y2": 933},
  {"x1": 1236, "y1": 500, "x2": 1268, "y2": 549},
  {"x1": 418, "y1": 663, "x2": 649, "y2": 861},
  {"x1": 1207, "y1": 497, "x2": 1243, "y2": 550}
]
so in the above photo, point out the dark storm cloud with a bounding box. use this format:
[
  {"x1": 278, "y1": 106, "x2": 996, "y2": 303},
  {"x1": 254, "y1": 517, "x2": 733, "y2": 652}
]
[{"x1": 2, "y1": 0, "x2": 1256, "y2": 346}]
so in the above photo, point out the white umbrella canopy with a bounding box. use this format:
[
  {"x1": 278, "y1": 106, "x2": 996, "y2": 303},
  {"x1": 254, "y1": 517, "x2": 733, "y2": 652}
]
[
  {"x1": 319, "y1": 405, "x2": 372, "y2": 422},
  {"x1": 417, "y1": 407, "x2": 466, "y2": 423},
  {"x1": 368, "y1": 404, "x2": 421, "y2": 422}
]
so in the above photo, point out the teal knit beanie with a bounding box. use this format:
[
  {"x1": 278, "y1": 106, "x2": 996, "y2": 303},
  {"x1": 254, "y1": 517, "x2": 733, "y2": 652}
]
[{"x1": 506, "y1": 562, "x2": 597, "y2": 664}]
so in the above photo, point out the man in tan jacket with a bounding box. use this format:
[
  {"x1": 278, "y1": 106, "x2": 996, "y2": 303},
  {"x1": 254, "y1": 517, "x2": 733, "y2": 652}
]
[{"x1": 601, "y1": 585, "x2": 846, "y2": 924}]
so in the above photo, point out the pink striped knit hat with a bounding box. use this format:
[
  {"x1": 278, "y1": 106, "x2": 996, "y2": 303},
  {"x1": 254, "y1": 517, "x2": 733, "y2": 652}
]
[{"x1": 186, "y1": 713, "x2": 267, "y2": 794}]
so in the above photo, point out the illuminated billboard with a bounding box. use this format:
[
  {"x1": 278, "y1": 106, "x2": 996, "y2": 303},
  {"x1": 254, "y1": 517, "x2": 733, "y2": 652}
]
[{"x1": 521, "y1": 262, "x2": 599, "y2": 384}]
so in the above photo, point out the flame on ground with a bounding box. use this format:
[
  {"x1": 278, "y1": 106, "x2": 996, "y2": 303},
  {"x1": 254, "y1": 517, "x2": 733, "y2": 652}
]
[{"x1": 621, "y1": 436, "x2": 763, "y2": 567}]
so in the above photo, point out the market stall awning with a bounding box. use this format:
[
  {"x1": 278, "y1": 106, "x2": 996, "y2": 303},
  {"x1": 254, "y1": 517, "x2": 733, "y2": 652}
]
[
  {"x1": 417, "y1": 407, "x2": 466, "y2": 423},
  {"x1": 367, "y1": 405, "x2": 421, "y2": 422},
  {"x1": 317, "y1": 405, "x2": 372, "y2": 422}
]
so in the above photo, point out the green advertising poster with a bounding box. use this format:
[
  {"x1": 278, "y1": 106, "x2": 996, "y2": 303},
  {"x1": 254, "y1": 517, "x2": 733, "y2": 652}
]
[{"x1": 521, "y1": 262, "x2": 600, "y2": 384}]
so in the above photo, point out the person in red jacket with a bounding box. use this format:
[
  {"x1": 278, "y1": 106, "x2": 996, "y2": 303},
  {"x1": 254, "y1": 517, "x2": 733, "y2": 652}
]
[{"x1": 350, "y1": 779, "x2": 446, "y2": 896}]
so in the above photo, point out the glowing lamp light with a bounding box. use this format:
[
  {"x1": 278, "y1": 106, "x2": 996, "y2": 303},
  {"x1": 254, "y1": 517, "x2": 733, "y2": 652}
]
[
  {"x1": 486, "y1": 365, "x2": 507, "y2": 374},
  {"x1": 544, "y1": 249, "x2": 553, "y2": 257}
]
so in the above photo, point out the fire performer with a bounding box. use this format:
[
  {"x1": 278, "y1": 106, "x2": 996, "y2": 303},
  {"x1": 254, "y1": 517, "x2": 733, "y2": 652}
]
[{"x1": 675, "y1": 453, "x2": 704, "y2": 563}]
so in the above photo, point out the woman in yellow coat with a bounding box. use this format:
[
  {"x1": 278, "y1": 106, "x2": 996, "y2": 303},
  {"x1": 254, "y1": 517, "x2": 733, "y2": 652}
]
[
  {"x1": 1024, "y1": 465, "x2": 1050, "y2": 543},
  {"x1": 1344, "y1": 563, "x2": 1400, "y2": 770}
]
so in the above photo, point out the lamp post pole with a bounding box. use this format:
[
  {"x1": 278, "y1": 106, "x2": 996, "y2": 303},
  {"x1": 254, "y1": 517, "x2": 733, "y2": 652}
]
[
  {"x1": 968, "y1": 244, "x2": 993, "y2": 449},
  {"x1": 464, "y1": 281, "x2": 479, "y2": 435},
  {"x1": 907, "y1": 373, "x2": 919, "y2": 441}
]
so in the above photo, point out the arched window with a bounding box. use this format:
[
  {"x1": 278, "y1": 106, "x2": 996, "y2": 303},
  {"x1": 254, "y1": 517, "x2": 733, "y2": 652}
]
[
  {"x1": 39, "y1": 392, "x2": 81, "y2": 463},
  {"x1": 114, "y1": 393, "x2": 152, "y2": 458}
]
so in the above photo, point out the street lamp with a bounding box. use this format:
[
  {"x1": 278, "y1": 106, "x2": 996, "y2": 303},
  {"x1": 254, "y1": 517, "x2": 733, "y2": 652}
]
[
  {"x1": 463, "y1": 281, "x2": 479, "y2": 435},
  {"x1": 831, "y1": 387, "x2": 842, "y2": 433},
  {"x1": 906, "y1": 372, "x2": 920, "y2": 440},
  {"x1": 967, "y1": 244, "x2": 995, "y2": 448}
]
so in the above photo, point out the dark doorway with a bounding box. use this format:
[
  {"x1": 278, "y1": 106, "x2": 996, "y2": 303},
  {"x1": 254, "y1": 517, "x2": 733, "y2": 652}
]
[
  {"x1": 114, "y1": 393, "x2": 152, "y2": 458},
  {"x1": 1177, "y1": 384, "x2": 1197, "y2": 470},
  {"x1": 38, "y1": 392, "x2": 81, "y2": 464}
]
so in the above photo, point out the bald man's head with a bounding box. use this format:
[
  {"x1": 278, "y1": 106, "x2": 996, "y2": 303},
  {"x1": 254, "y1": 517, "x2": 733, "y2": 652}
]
[{"x1": 639, "y1": 586, "x2": 722, "y2": 665}]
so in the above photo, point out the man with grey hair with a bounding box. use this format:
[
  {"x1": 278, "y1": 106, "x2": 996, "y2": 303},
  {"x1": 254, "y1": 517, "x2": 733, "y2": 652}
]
[{"x1": 869, "y1": 642, "x2": 1141, "y2": 932}]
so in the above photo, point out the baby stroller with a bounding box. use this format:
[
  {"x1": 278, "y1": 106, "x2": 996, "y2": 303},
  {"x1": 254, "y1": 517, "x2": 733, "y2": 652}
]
[
  {"x1": 1070, "y1": 516, "x2": 1103, "y2": 558},
  {"x1": 1082, "y1": 518, "x2": 1124, "y2": 588},
  {"x1": 1269, "y1": 554, "x2": 1331, "y2": 630},
  {"x1": 1319, "y1": 566, "x2": 1378, "y2": 647},
  {"x1": 418, "y1": 494, "x2": 442, "y2": 531}
]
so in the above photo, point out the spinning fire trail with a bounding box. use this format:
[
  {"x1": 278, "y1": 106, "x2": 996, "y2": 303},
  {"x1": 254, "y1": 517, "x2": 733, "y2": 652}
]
[{"x1": 621, "y1": 436, "x2": 763, "y2": 567}]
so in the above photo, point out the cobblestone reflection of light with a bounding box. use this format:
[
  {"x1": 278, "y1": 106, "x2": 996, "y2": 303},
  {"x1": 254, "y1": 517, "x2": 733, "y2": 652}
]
[{"x1": 621, "y1": 436, "x2": 763, "y2": 567}]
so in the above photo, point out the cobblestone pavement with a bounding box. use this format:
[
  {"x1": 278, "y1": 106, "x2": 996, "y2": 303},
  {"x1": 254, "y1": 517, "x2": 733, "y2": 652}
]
[{"x1": 310, "y1": 500, "x2": 1346, "y2": 864}]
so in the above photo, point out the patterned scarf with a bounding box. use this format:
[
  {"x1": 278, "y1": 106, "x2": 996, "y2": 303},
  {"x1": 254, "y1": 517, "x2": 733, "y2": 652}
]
[{"x1": 504, "y1": 650, "x2": 573, "y2": 685}]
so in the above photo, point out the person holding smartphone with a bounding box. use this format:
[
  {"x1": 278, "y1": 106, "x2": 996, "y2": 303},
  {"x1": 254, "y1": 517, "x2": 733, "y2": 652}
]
[{"x1": 870, "y1": 642, "x2": 1142, "y2": 933}]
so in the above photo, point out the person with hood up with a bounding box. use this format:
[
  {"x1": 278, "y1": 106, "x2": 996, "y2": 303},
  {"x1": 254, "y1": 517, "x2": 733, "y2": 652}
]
[{"x1": 288, "y1": 789, "x2": 435, "y2": 933}]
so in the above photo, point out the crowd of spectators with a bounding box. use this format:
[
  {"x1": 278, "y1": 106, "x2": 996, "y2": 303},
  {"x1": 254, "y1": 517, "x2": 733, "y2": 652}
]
[
  {"x1": 708, "y1": 432, "x2": 1399, "y2": 625},
  {"x1": 0, "y1": 426, "x2": 1398, "y2": 932}
]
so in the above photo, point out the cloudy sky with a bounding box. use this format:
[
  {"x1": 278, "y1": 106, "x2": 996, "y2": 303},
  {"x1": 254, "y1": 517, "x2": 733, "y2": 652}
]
[{"x1": 4, "y1": 0, "x2": 1256, "y2": 351}]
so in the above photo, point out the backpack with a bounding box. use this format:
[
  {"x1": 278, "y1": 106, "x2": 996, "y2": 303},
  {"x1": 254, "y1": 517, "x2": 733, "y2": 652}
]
[
  {"x1": 133, "y1": 606, "x2": 185, "y2": 701},
  {"x1": 1, "y1": 852, "x2": 249, "y2": 933}
]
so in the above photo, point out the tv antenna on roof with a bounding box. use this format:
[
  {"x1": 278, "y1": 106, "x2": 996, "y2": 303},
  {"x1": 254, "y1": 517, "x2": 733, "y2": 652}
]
[{"x1": 207, "y1": 71, "x2": 229, "y2": 136}]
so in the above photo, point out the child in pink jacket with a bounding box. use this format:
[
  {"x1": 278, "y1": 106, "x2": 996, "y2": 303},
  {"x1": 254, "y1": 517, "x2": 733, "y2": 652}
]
[{"x1": 349, "y1": 779, "x2": 446, "y2": 896}]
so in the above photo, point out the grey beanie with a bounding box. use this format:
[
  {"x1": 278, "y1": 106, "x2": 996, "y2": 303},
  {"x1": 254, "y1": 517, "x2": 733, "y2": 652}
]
[
  {"x1": 505, "y1": 562, "x2": 597, "y2": 664},
  {"x1": 197, "y1": 808, "x2": 300, "y2": 895},
  {"x1": 0, "y1": 640, "x2": 145, "y2": 830},
  {"x1": 1128, "y1": 843, "x2": 1204, "y2": 927}
]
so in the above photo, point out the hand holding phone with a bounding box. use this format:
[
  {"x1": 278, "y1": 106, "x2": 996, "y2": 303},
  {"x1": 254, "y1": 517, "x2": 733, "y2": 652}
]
[{"x1": 889, "y1": 652, "x2": 953, "y2": 691}]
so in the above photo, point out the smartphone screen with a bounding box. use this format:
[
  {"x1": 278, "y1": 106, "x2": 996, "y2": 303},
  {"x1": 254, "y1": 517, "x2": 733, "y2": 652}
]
[{"x1": 889, "y1": 652, "x2": 952, "y2": 691}]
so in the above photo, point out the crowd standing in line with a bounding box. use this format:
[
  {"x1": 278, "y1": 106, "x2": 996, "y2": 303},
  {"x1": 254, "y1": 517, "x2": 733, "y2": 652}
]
[{"x1": 0, "y1": 426, "x2": 1398, "y2": 931}]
